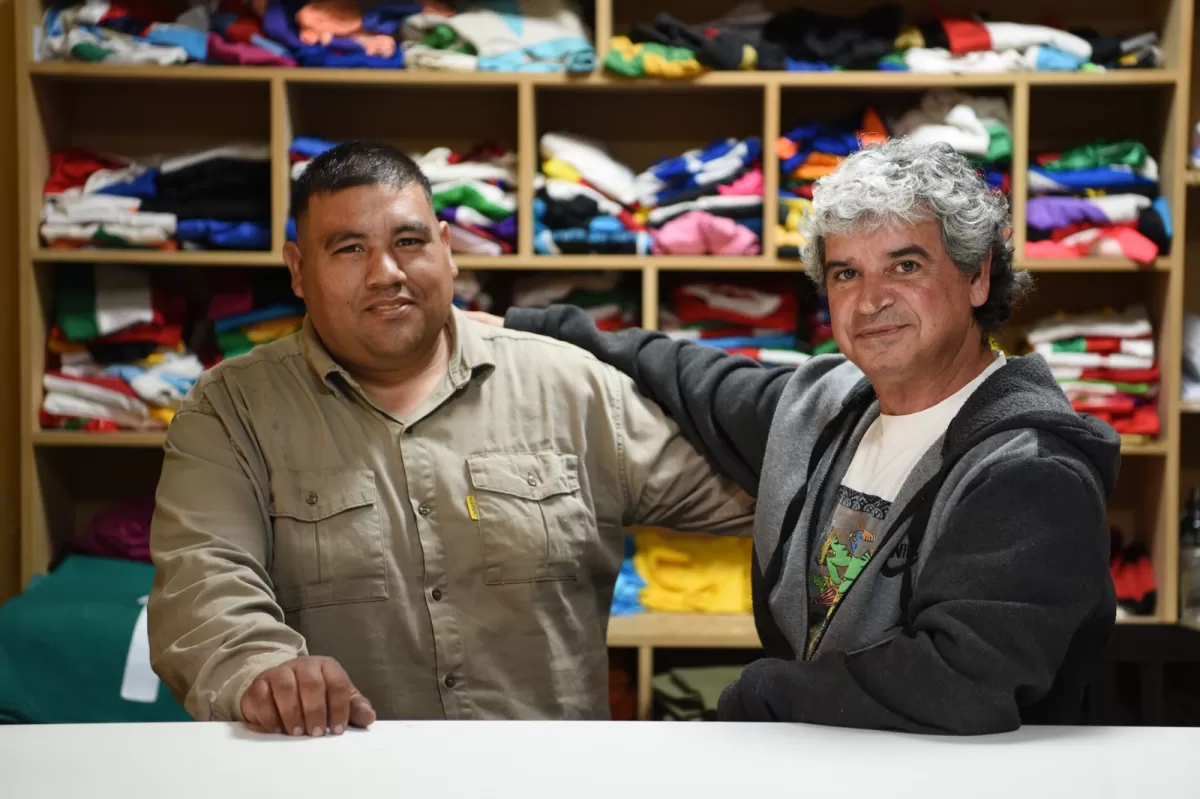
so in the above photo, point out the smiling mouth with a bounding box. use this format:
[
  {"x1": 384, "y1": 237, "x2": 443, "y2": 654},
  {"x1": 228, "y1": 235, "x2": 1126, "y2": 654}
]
[
  {"x1": 857, "y1": 325, "x2": 907, "y2": 338},
  {"x1": 366, "y1": 299, "x2": 413, "y2": 311}
]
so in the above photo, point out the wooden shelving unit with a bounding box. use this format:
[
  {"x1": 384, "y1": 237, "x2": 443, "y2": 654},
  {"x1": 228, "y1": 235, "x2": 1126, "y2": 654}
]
[{"x1": 11, "y1": 0, "x2": 1198, "y2": 719}]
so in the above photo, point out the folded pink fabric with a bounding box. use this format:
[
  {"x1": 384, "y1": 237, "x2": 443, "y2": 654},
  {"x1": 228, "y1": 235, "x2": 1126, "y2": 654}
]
[
  {"x1": 1025, "y1": 225, "x2": 1158, "y2": 265},
  {"x1": 74, "y1": 497, "x2": 156, "y2": 563},
  {"x1": 206, "y1": 33, "x2": 297, "y2": 67},
  {"x1": 652, "y1": 210, "x2": 760, "y2": 256},
  {"x1": 717, "y1": 169, "x2": 764, "y2": 197}
]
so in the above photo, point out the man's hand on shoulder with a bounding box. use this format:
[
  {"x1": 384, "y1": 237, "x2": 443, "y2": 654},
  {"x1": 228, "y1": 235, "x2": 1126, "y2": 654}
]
[
  {"x1": 464, "y1": 310, "x2": 505, "y2": 327},
  {"x1": 240, "y1": 655, "x2": 376, "y2": 736}
]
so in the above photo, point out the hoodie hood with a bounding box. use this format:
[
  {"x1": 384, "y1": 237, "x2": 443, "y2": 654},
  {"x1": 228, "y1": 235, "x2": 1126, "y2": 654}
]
[{"x1": 942, "y1": 353, "x2": 1122, "y2": 498}]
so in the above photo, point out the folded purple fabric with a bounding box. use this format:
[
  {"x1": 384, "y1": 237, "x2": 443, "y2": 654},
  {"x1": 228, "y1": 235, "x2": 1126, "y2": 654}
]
[
  {"x1": 1026, "y1": 196, "x2": 1112, "y2": 231},
  {"x1": 74, "y1": 498, "x2": 156, "y2": 563},
  {"x1": 207, "y1": 32, "x2": 297, "y2": 67}
]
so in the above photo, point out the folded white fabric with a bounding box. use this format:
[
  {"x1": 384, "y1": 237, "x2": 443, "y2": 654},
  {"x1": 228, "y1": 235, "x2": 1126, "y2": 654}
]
[
  {"x1": 417, "y1": 147, "x2": 516, "y2": 184},
  {"x1": 40, "y1": 221, "x2": 175, "y2": 244},
  {"x1": 512, "y1": 272, "x2": 621, "y2": 308},
  {"x1": 983, "y1": 22, "x2": 1092, "y2": 60},
  {"x1": 159, "y1": 143, "x2": 270, "y2": 173},
  {"x1": 540, "y1": 132, "x2": 637, "y2": 207},
  {"x1": 647, "y1": 194, "x2": 760, "y2": 227},
  {"x1": 904, "y1": 47, "x2": 1027, "y2": 74},
  {"x1": 890, "y1": 90, "x2": 1011, "y2": 158},
  {"x1": 1026, "y1": 305, "x2": 1153, "y2": 344},
  {"x1": 447, "y1": 223, "x2": 503, "y2": 256},
  {"x1": 402, "y1": 42, "x2": 480, "y2": 71}
]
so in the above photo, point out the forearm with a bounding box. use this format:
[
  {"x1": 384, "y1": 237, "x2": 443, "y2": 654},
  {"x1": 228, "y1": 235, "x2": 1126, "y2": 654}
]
[
  {"x1": 147, "y1": 403, "x2": 306, "y2": 722},
  {"x1": 150, "y1": 540, "x2": 306, "y2": 721},
  {"x1": 507, "y1": 304, "x2": 789, "y2": 494}
]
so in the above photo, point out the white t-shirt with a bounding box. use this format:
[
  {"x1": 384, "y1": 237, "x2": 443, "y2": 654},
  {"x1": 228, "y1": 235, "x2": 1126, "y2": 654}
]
[{"x1": 804, "y1": 353, "x2": 1007, "y2": 657}]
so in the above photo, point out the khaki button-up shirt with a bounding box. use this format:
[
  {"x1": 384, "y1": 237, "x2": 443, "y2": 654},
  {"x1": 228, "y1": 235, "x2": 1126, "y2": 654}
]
[{"x1": 148, "y1": 308, "x2": 754, "y2": 721}]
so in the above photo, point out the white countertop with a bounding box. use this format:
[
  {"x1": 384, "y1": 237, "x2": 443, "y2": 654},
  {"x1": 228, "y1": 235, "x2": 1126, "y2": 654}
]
[{"x1": 2, "y1": 720, "x2": 1198, "y2": 797}]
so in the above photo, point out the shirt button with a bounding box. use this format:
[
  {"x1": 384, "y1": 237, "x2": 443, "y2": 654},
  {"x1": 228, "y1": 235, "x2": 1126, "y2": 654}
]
[
  {"x1": 526, "y1": 474, "x2": 538, "y2": 487},
  {"x1": 444, "y1": 675, "x2": 456, "y2": 688},
  {"x1": 418, "y1": 504, "x2": 431, "y2": 516},
  {"x1": 431, "y1": 588, "x2": 442, "y2": 601},
  {"x1": 305, "y1": 491, "x2": 318, "y2": 505}
]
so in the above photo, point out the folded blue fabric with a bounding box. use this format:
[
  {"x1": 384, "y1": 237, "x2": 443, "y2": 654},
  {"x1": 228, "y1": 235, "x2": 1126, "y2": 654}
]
[
  {"x1": 214, "y1": 303, "x2": 305, "y2": 334},
  {"x1": 95, "y1": 168, "x2": 158, "y2": 200},
  {"x1": 177, "y1": 219, "x2": 272, "y2": 251},
  {"x1": 290, "y1": 136, "x2": 340, "y2": 160},
  {"x1": 142, "y1": 24, "x2": 208, "y2": 61},
  {"x1": 696, "y1": 334, "x2": 797, "y2": 350}
]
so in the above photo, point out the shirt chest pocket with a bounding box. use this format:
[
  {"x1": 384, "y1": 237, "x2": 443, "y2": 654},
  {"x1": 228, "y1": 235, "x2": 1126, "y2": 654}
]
[
  {"x1": 466, "y1": 452, "x2": 594, "y2": 585},
  {"x1": 268, "y1": 469, "x2": 389, "y2": 612}
]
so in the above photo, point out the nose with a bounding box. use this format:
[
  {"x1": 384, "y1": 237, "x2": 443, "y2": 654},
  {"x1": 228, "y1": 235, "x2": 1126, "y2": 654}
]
[
  {"x1": 855, "y1": 273, "x2": 894, "y2": 316},
  {"x1": 365, "y1": 248, "x2": 406, "y2": 287}
]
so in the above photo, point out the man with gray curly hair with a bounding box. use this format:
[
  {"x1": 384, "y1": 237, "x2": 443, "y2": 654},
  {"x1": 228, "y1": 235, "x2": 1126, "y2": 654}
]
[{"x1": 485, "y1": 137, "x2": 1121, "y2": 734}]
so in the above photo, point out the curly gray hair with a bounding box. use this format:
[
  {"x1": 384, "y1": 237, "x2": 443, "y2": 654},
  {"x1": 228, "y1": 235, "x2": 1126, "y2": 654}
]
[{"x1": 801, "y1": 137, "x2": 1030, "y2": 334}]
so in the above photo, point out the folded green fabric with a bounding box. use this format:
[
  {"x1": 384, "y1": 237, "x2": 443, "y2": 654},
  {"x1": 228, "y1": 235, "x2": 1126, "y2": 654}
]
[
  {"x1": 0, "y1": 555, "x2": 191, "y2": 723},
  {"x1": 653, "y1": 666, "x2": 744, "y2": 721}
]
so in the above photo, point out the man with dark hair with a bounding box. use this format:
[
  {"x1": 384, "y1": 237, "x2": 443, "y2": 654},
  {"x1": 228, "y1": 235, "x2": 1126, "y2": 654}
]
[
  {"x1": 477, "y1": 138, "x2": 1121, "y2": 733},
  {"x1": 147, "y1": 141, "x2": 754, "y2": 734}
]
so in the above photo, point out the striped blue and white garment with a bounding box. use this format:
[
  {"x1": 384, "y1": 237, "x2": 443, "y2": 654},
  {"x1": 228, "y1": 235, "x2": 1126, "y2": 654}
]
[
  {"x1": 1028, "y1": 156, "x2": 1160, "y2": 196},
  {"x1": 635, "y1": 137, "x2": 762, "y2": 209}
]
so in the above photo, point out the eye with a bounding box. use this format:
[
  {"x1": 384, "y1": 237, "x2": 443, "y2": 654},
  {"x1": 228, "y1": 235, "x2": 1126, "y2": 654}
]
[
  {"x1": 895, "y1": 260, "x2": 920, "y2": 273},
  {"x1": 334, "y1": 243, "x2": 364, "y2": 255},
  {"x1": 831, "y1": 268, "x2": 857, "y2": 282},
  {"x1": 395, "y1": 237, "x2": 423, "y2": 247}
]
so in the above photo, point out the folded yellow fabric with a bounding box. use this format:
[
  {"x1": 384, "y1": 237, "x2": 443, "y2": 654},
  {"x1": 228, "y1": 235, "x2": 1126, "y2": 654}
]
[
  {"x1": 633, "y1": 527, "x2": 752, "y2": 614},
  {"x1": 542, "y1": 157, "x2": 581, "y2": 183}
]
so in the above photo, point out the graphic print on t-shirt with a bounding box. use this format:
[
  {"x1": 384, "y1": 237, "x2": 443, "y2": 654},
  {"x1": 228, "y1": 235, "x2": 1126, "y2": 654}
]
[{"x1": 806, "y1": 485, "x2": 891, "y2": 659}]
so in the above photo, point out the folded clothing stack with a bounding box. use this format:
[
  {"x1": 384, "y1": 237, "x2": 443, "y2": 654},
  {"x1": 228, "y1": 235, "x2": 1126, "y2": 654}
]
[
  {"x1": 41, "y1": 144, "x2": 272, "y2": 252},
  {"x1": 605, "y1": 4, "x2": 1160, "y2": 77},
  {"x1": 1110, "y1": 529, "x2": 1156, "y2": 619},
  {"x1": 207, "y1": 271, "x2": 305, "y2": 364},
  {"x1": 511, "y1": 272, "x2": 638, "y2": 331},
  {"x1": 289, "y1": 136, "x2": 518, "y2": 255},
  {"x1": 660, "y1": 281, "x2": 804, "y2": 367},
  {"x1": 74, "y1": 498, "x2": 156, "y2": 564},
  {"x1": 631, "y1": 527, "x2": 753, "y2": 614},
  {"x1": 1182, "y1": 312, "x2": 1200, "y2": 402},
  {"x1": 535, "y1": 132, "x2": 762, "y2": 256},
  {"x1": 402, "y1": 0, "x2": 594, "y2": 73},
  {"x1": 0, "y1": 554, "x2": 192, "y2": 724},
  {"x1": 653, "y1": 667, "x2": 745, "y2": 722},
  {"x1": 40, "y1": 0, "x2": 297, "y2": 66},
  {"x1": 610, "y1": 535, "x2": 647, "y2": 617},
  {"x1": 452, "y1": 271, "x2": 493, "y2": 312},
  {"x1": 776, "y1": 92, "x2": 1011, "y2": 259},
  {"x1": 805, "y1": 293, "x2": 837, "y2": 357},
  {"x1": 41, "y1": 265, "x2": 199, "y2": 432},
  {"x1": 1026, "y1": 140, "x2": 1170, "y2": 265},
  {"x1": 640, "y1": 137, "x2": 764, "y2": 257},
  {"x1": 1026, "y1": 305, "x2": 1160, "y2": 438}
]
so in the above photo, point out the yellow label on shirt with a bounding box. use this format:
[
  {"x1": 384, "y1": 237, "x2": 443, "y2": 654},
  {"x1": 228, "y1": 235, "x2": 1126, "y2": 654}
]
[{"x1": 466, "y1": 495, "x2": 479, "y2": 521}]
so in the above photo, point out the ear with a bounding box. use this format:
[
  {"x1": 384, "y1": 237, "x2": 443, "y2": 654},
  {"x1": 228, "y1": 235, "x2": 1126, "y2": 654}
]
[
  {"x1": 969, "y1": 249, "x2": 992, "y2": 309},
  {"x1": 439, "y1": 220, "x2": 459, "y2": 279},
  {"x1": 283, "y1": 241, "x2": 305, "y2": 300}
]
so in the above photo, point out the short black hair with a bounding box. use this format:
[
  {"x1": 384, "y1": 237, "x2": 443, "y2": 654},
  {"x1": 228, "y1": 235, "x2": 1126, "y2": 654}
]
[{"x1": 290, "y1": 140, "x2": 434, "y2": 223}]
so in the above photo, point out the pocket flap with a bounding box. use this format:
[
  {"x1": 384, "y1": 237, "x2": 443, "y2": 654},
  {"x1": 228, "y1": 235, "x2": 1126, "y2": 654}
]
[
  {"x1": 271, "y1": 469, "x2": 377, "y2": 522},
  {"x1": 467, "y1": 452, "x2": 579, "y2": 501}
]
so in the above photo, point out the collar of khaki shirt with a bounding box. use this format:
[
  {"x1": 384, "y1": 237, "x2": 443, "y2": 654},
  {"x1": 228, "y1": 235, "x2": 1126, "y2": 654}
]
[{"x1": 296, "y1": 306, "x2": 498, "y2": 411}]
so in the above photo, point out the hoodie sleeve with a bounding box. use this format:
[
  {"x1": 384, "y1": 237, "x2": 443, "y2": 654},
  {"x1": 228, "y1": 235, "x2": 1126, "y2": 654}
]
[
  {"x1": 505, "y1": 304, "x2": 793, "y2": 497},
  {"x1": 717, "y1": 454, "x2": 1114, "y2": 734}
]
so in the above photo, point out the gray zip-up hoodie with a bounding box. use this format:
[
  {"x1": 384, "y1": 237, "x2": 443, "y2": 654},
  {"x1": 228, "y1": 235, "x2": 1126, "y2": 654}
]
[{"x1": 506, "y1": 304, "x2": 1120, "y2": 734}]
